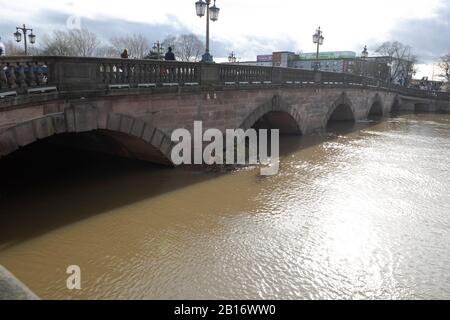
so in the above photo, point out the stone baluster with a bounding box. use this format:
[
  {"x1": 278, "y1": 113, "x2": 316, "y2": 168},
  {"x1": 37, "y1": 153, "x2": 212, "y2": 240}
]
[
  {"x1": 142, "y1": 64, "x2": 148, "y2": 84},
  {"x1": 110, "y1": 64, "x2": 116, "y2": 84},
  {"x1": 35, "y1": 62, "x2": 45, "y2": 86},
  {"x1": 127, "y1": 64, "x2": 134, "y2": 84},
  {"x1": 104, "y1": 63, "x2": 111, "y2": 85},
  {"x1": 27, "y1": 62, "x2": 37, "y2": 87},
  {"x1": 16, "y1": 62, "x2": 27, "y2": 89},
  {"x1": 136, "y1": 63, "x2": 142, "y2": 84},
  {"x1": 0, "y1": 61, "x2": 7, "y2": 90},
  {"x1": 148, "y1": 64, "x2": 154, "y2": 84},
  {"x1": 123, "y1": 63, "x2": 129, "y2": 83},
  {"x1": 7, "y1": 63, "x2": 17, "y2": 89},
  {"x1": 116, "y1": 64, "x2": 122, "y2": 84}
]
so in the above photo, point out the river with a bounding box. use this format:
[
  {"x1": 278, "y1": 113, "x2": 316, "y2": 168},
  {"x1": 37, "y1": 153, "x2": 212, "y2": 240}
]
[{"x1": 0, "y1": 113, "x2": 449, "y2": 299}]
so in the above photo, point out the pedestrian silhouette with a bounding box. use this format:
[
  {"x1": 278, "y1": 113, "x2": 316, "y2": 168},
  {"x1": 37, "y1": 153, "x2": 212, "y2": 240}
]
[
  {"x1": 165, "y1": 47, "x2": 175, "y2": 61},
  {"x1": 121, "y1": 49, "x2": 129, "y2": 59}
]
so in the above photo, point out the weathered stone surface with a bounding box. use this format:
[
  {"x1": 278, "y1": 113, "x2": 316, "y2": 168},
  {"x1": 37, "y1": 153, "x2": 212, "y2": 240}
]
[
  {"x1": 73, "y1": 104, "x2": 98, "y2": 132},
  {"x1": 159, "y1": 136, "x2": 173, "y2": 158},
  {"x1": 0, "y1": 85, "x2": 446, "y2": 164},
  {"x1": 151, "y1": 129, "x2": 164, "y2": 148},
  {"x1": 33, "y1": 116, "x2": 55, "y2": 140},
  {"x1": 52, "y1": 113, "x2": 67, "y2": 134},
  {"x1": 107, "y1": 113, "x2": 121, "y2": 131},
  {"x1": 130, "y1": 119, "x2": 146, "y2": 138},
  {"x1": 0, "y1": 265, "x2": 39, "y2": 300},
  {"x1": 142, "y1": 125, "x2": 155, "y2": 143},
  {"x1": 13, "y1": 121, "x2": 36, "y2": 147},
  {"x1": 0, "y1": 130, "x2": 18, "y2": 156},
  {"x1": 119, "y1": 115, "x2": 134, "y2": 134}
]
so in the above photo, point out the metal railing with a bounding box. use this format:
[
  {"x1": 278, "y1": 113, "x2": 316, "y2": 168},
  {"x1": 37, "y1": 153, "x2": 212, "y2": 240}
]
[{"x1": 1, "y1": 56, "x2": 449, "y2": 101}]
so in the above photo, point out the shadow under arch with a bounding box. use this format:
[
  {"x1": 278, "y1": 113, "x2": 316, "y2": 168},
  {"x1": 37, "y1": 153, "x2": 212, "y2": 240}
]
[
  {"x1": 324, "y1": 93, "x2": 356, "y2": 129},
  {"x1": 390, "y1": 95, "x2": 401, "y2": 114},
  {"x1": 239, "y1": 95, "x2": 303, "y2": 135},
  {"x1": 0, "y1": 109, "x2": 174, "y2": 166},
  {"x1": 367, "y1": 94, "x2": 384, "y2": 120},
  {"x1": 415, "y1": 102, "x2": 431, "y2": 113}
]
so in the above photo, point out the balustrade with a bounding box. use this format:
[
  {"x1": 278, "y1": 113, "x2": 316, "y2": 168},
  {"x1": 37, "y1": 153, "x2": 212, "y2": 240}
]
[{"x1": 0, "y1": 56, "x2": 447, "y2": 101}]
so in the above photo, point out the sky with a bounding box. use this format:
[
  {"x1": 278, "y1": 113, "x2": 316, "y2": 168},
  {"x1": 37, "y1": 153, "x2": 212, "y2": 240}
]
[{"x1": 1, "y1": 0, "x2": 449, "y2": 78}]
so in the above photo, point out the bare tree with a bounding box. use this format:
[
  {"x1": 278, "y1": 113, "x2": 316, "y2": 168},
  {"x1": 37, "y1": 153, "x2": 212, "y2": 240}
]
[
  {"x1": 177, "y1": 34, "x2": 204, "y2": 62},
  {"x1": 3, "y1": 40, "x2": 25, "y2": 56},
  {"x1": 110, "y1": 34, "x2": 150, "y2": 59},
  {"x1": 69, "y1": 29, "x2": 101, "y2": 57},
  {"x1": 162, "y1": 34, "x2": 204, "y2": 62},
  {"x1": 376, "y1": 41, "x2": 417, "y2": 85},
  {"x1": 41, "y1": 29, "x2": 100, "y2": 57},
  {"x1": 41, "y1": 30, "x2": 77, "y2": 56},
  {"x1": 96, "y1": 45, "x2": 120, "y2": 58},
  {"x1": 438, "y1": 54, "x2": 450, "y2": 82}
]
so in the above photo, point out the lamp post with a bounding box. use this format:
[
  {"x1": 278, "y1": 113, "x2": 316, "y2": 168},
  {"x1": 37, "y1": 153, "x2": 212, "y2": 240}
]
[
  {"x1": 387, "y1": 60, "x2": 393, "y2": 84},
  {"x1": 14, "y1": 24, "x2": 36, "y2": 55},
  {"x1": 361, "y1": 45, "x2": 368, "y2": 76},
  {"x1": 228, "y1": 51, "x2": 236, "y2": 63},
  {"x1": 195, "y1": 0, "x2": 220, "y2": 63},
  {"x1": 312, "y1": 26, "x2": 324, "y2": 71},
  {"x1": 152, "y1": 41, "x2": 164, "y2": 60}
]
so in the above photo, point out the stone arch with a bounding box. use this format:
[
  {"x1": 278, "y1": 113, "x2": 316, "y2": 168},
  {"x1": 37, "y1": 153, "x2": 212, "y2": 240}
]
[
  {"x1": 0, "y1": 105, "x2": 174, "y2": 165},
  {"x1": 324, "y1": 92, "x2": 356, "y2": 127},
  {"x1": 367, "y1": 93, "x2": 384, "y2": 118},
  {"x1": 239, "y1": 95, "x2": 303, "y2": 134},
  {"x1": 390, "y1": 95, "x2": 401, "y2": 113}
]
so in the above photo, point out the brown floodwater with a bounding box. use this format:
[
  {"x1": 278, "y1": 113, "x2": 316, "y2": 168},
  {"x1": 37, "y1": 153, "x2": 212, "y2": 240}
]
[{"x1": 0, "y1": 113, "x2": 449, "y2": 299}]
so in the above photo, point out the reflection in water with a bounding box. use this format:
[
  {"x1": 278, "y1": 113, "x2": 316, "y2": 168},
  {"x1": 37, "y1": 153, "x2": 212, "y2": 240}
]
[{"x1": 0, "y1": 114, "x2": 449, "y2": 300}]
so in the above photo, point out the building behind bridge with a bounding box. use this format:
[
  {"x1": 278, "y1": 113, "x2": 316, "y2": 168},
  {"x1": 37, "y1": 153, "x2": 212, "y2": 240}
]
[{"x1": 238, "y1": 51, "x2": 413, "y2": 86}]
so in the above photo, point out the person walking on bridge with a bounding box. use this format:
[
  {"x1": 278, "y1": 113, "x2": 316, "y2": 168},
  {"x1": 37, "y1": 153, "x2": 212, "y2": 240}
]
[
  {"x1": 165, "y1": 47, "x2": 175, "y2": 61},
  {"x1": 121, "y1": 49, "x2": 129, "y2": 59}
]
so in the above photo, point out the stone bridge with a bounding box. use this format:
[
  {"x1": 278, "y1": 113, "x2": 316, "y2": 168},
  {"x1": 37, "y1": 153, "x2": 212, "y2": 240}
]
[{"x1": 1, "y1": 56, "x2": 450, "y2": 165}]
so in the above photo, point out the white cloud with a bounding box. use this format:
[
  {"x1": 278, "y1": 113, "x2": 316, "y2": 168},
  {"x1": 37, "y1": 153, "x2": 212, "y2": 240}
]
[{"x1": 0, "y1": 0, "x2": 446, "y2": 76}]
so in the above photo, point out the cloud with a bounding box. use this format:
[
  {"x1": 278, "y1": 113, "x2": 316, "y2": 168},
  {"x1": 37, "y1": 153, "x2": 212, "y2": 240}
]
[
  {"x1": 0, "y1": 0, "x2": 448, "y2": 74},
  {"x1": 386, "y1": 1, "x2": 450, "y2": 63},
  {"x1": 0, "y1": 9, "x2": 232, "y2": 58}
]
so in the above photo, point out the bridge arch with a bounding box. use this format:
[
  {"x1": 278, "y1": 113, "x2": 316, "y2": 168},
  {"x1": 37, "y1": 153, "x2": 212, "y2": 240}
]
[
  {"x1": 390, "y1": 95, "x2": 401, "y2": 113},
  {"x1": 239, "y1": 95, "x2": 303, "y2": 134},
  {"x1": 0, "y1": 107, "x2": 174, "y2": 165},
  {"x1": 367, "y1": 94, "x2": 384, "y2": 119},
  {"x1": 324, "y1": 92, "x2": 356, "y2": 128}
]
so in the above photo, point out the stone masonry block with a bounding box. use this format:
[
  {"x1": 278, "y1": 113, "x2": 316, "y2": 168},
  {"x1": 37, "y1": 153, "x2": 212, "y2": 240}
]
[
  {"x1": 131, "y1": 119, "x2": 146, "y2": 138},
  {"x1": 107, "y1": 113, "x2": 121, "y2": 131},
  {"x1": 13, "y1": 121, "x2": 36, "y2": 147},
  {"x1": 52, "y1": 113, "x2": 66, "y2": 134},
  {"x1": 0, "y1": 130, "x2": 19, "y2": 157},
  {"x1": 33, "y1": 116, "x2": 55, "y2": 140},
  {"x1": 119, "y1": 115, "x2": 134, "y2": 134},
  {"x1": 151, "y1": 129, "x2": 164, "y2": 148},
  {"x1": 74, "y1": 104, "x2": 98, "y2": 132},
  {"x1": 142, "y1": 125, "x2": 156, "y2": 143}
]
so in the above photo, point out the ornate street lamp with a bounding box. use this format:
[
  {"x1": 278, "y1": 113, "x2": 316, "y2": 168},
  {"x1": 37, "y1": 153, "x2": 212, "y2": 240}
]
[
  {"x1": 312, "y1": 26, "x2": 324, "y2": 71},
  {"x1": 152, "y1": 41, "x2": 164, "y2": 60},
  {"x1": 361, "y1": 45, "x2": 368, "y2": 59},
  {"x1": 14, "y1": 24, "x2": 35, "y2": 55},
  {"x1": 361, "y1": 45, "x2": 368, "y2": 76},
  {"x1": 228, "y1": 51, "x2": 236, "y2": 63},
  {"x1": 195, "y1": 0, "x2": 220, "y2": 63}
]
